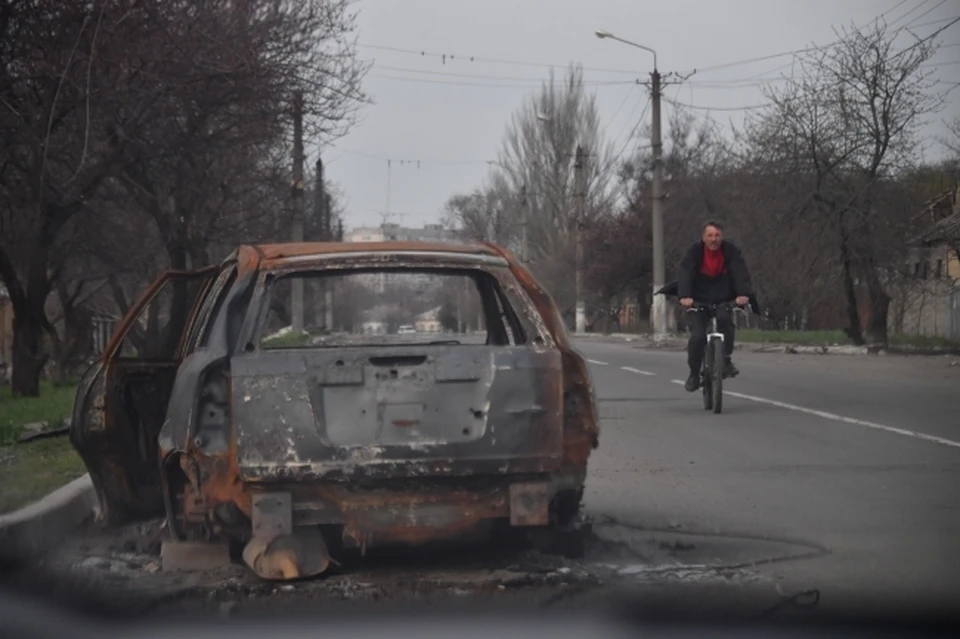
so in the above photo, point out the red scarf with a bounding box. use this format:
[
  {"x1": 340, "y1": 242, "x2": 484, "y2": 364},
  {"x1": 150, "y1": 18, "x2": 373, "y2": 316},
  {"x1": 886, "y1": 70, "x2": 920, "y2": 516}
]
[{"x1": 700, "y1": 244, "x2": 725, "y2": 278}]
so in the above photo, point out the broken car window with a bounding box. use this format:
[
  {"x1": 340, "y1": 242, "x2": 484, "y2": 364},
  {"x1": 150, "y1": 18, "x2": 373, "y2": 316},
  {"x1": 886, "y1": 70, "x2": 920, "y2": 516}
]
[
  {"x1": 116, "y1": 275, "x2": 211, "y2": 360},
  {"x1": 257, "y1": 269, "x2": 522, "y2": 349}
]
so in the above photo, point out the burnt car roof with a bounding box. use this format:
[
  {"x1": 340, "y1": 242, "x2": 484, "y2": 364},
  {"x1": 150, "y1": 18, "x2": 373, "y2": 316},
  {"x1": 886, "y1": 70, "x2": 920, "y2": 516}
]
[{"x1": 236, "y1": 241, "x2": 512, "y2": 274}]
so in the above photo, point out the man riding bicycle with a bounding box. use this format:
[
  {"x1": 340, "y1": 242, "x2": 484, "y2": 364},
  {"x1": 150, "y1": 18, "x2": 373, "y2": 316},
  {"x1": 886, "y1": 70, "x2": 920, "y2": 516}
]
[{"x1": 678, "y1": 221, "x2": 755, "y2": 392}]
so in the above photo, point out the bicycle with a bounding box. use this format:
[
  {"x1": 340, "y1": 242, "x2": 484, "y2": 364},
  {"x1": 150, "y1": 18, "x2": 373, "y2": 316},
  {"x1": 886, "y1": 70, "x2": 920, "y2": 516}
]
[{"x1": 686, "y1": 301, "x2": 747, "y2": 414}]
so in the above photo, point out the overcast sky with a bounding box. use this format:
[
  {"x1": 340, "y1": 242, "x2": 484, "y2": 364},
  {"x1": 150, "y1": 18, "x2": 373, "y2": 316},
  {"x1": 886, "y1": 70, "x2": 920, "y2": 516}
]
[{"x1": 319, "y1": 0, "x2": 960, "y2": 231}]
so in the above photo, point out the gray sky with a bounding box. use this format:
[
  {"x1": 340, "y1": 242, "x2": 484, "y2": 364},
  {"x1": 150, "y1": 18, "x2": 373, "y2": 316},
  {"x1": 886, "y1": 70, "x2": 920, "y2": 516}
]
[{"x1": 321, "y1": 0, "x2": 960, "y2": 231}]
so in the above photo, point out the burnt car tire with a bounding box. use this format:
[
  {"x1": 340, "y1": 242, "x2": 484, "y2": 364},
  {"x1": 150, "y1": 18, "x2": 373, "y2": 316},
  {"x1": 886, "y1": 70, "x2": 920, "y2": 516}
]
[{"x1": 552, "y1": 488, "x2": 584, "y2": 528}]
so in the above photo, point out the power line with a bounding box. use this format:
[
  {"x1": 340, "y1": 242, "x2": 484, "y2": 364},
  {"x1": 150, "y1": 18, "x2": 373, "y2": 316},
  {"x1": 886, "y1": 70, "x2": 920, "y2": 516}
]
[
  {"x1": 682, "y1": 14, "x2": 958, "y2": 75},
  {"x1": 888, "y1": 0, "x2": 934, "y2": 27},
  {"x1": 373, "y1": 64, "x2": 637, "y2": 84},
  {"x1": 663, "y1": 96, "x2": 773, "y2": 112},
  {"x1": 331, "y1": 147, "x2": 493, "y2": 166},
  {"x1": 358, "y1": 14, "x2": 957, "y2": 89},
  {"x1": 892, "y1": 0, "x2": 950, "y2": 29},
  {"x1": 609, "y1": 95, "x2": 653, "y2": 168},
  {"x1": 359, "y1": 43, "x2": 640, "y2": 76},
  {"x1": 604, "y1": 84, "x2": 639, "y2": 133},
  {"x1": 907, "y1": 1, "x2": 950, "y2": 28},
  {"x1": 685, "y1": 60, "x2": 797, "y2": 86},
  {"x1": 879, "y1": 0, "x2": 913, "y2": 22},
  {"x1": 367, "y1": 73, "x2": 637, "y2": 89}
]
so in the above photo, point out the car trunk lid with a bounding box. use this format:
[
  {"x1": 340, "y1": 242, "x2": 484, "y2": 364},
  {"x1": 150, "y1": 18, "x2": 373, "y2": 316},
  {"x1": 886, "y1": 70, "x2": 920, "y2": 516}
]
[{"x1": 230, "y1": 344, "x2": 563, "y2": 481}]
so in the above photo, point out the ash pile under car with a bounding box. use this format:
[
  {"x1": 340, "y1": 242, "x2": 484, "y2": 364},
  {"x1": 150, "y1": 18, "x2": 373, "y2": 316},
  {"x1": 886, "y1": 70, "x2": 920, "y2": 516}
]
[{"x1": 70, "y1": 241, "x2": 599, "y2": 580}]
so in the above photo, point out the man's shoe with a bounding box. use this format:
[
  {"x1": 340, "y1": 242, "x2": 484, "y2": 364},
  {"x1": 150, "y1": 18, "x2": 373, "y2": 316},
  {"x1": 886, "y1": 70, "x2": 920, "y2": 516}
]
[
  {"x1": 724, "y1": 359, "x2": 739, "y2": 379},
  {"x1": 684, "y1": 374, "x2": 700, "y2": 392}
]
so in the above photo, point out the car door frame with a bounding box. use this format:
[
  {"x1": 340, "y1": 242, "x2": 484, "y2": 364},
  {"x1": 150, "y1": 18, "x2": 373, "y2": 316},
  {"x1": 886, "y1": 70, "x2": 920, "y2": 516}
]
[{"x1": 71, "y1": 265, "x2": 221, "y2": 525}]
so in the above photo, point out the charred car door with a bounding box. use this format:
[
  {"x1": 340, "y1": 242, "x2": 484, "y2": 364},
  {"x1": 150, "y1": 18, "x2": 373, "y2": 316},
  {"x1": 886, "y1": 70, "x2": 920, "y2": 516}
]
[{"x1": 70, "y1": 266, "x2": 220, "y2": 525}]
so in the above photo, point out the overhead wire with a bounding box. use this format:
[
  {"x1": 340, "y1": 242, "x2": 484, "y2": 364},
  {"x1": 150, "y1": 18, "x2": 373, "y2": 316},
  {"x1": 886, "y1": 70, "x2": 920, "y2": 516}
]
[
  {"x1": 346, "y1": 1, "x2": 954, "y2": 178},
  {"x1": 677, "y1": 14, "x2": 958, "y2": 76},
  {"x1": 357, "y1": 43, "x2": 640, "y2": 76},
  {"x1": 330, "y1": 146, "x2": 493, "y2": 166},
  {"x1": 604, "y1": 84, "x2": 640, "y2": 132},
  {"x1": 367, "y1": 73, "x2": 637, "y2": 89},
  {"x1": 890, "y1": 0, "x2": 945, "y2": 29},
  {"x1": 907, "y1": 1, "x2": 950, "y2": 28},
  {"x1": 609, "y1": 95, "x2": 653, "y2": 169},
  {"x1": 663, "y1": 97, "x2": 773, "y2": 112},
  {"x1": 887, "y1": 0, "x2": 934, "y2": 27},
  {"x1": 357, "y1": 13, "x2": 957, "y2": 91}
]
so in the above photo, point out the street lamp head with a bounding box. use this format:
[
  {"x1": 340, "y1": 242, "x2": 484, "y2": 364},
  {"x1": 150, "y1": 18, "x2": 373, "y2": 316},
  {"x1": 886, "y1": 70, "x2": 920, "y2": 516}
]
[{"x1": 595, "y1": 30, "x2": 613, "y2": 39}]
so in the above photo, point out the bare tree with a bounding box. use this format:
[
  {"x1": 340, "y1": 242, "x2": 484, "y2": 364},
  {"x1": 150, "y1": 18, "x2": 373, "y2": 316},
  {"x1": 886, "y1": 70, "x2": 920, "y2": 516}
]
[
  {"x1": 487, "y1": 64, "x2": 618, "y2": 319},
  {"x1": 0, "y1": 0, "x2": 368, "y2": 395},
  {"x1": 744, "y1": 21, "x2": 945, "y2": 344},
  {"x1": 441, "y1": 173, "x2": 522, "y2": 247},
  {"x1": 0, "y1": 2, "x2": 139, "y2": 395}
]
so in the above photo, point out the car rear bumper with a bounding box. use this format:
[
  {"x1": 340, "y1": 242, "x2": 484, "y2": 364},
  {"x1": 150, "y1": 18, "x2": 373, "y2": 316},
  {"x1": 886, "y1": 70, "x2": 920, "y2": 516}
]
[{"x1": 201, "y1": 473, "x2": 584, "y2": 549}]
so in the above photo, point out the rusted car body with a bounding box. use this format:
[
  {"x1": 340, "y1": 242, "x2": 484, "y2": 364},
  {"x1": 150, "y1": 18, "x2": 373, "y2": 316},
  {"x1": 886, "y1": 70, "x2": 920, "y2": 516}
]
[{"x1": 70, "y1": 242, "x2": 599, "y2": 580}]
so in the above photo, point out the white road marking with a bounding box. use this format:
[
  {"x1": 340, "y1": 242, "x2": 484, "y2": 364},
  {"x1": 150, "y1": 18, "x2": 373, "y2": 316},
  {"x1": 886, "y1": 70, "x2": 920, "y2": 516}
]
[
  {"x1": 669, "y1": 380, "x2": 960, "y2": 450},
  {"x1": 588, "y1": 359, "x2": 609, "y2": 366},
  {"x1": 622, "y1": 366, "x2": 655, "y2": 376}
]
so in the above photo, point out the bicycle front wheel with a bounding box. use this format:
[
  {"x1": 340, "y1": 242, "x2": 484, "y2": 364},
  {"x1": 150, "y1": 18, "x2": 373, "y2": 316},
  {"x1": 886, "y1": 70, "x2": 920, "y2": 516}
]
[
  {"x1": 711, "y1": 338, "x2": 724, "y2": 414},
  {"x1": 702, "y1": 344, "x2": 713, "y2": 411}
]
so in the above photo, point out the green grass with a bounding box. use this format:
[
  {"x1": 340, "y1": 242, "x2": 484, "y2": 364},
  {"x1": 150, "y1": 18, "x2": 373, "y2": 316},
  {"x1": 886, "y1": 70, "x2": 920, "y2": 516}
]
[
  {"x1": 262, "y1": 330, "x2": 314, "y2": 348},
  {"x1": 0, "y1": 382, "x2": 77, "y2": 434},
  {"x1": 0, "y1": 436, "x2": 87, "y2": 514},
  {"x1": 0, "y1": 381, "x2": 84, "y2": 514},
  {"x1": 735, "y1": 329, "x2": 959, "y2": 350},
  {"x1": 888, "y1": 334, "x2": 960, "y2": 350},
  {"x1": 736, "y1": 329, "x2": 851, "y2": 345}
]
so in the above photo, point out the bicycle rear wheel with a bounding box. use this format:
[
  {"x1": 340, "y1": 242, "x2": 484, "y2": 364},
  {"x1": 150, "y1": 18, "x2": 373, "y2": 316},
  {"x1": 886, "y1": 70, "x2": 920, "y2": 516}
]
[{"x1": 711, "y1": 338, "x2": 724, "y2": 414}]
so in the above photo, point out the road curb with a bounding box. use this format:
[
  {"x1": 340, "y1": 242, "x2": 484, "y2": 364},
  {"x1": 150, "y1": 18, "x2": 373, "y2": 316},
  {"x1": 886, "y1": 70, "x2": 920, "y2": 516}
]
[
  {"x1": 572, "y1": 333, "x2": 942, "y2": 357},
  {"x1": 0, "y1": 473, "x2": 98, "y2": 557}
]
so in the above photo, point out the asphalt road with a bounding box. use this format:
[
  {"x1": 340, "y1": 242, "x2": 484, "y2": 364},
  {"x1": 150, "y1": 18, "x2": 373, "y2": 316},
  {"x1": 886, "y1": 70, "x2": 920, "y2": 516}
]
[
  {"x1": 17, "y1": 341, "x2": 960, "y2": 622},
  {"x1": 577, "y1": 338, "x2": 960, "y2": 613}
]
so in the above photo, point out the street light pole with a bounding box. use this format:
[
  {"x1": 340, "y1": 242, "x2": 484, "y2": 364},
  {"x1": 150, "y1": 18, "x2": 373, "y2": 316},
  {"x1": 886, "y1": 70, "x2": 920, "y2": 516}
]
[
  {"x1": 595, "y1": 30, "x2": 667, "y2": 339},
  {"x1": 291, "y1": 90, "x2": 305, "y2": 334},
  {"x1": 650, "y1": 68, "x2": 667, "y2": 340},
  {"x1": 519, "y1": 183, "x2": 528, "y2": 263},
  {"x1": 573, "y1": 145, "x2": 586, "y2": 335}
]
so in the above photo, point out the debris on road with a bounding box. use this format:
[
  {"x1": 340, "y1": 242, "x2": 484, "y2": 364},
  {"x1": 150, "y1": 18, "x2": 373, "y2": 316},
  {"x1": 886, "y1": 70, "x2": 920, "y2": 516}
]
[{"x1": 21, "y1": 513, "x2": 834, "y2": 618}]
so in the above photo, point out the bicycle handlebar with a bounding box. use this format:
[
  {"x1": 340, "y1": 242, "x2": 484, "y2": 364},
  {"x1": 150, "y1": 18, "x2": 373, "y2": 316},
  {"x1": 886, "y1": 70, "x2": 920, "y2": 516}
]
[{"x1": 685, "y1": 301, "x2": 749, "y2": 314}]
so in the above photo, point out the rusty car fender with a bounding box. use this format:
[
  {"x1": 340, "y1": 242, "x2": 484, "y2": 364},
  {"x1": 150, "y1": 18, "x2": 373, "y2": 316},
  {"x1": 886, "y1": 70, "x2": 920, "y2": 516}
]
[{"x1": 481, "y1": 243, "x2": 600, "y2": 471}]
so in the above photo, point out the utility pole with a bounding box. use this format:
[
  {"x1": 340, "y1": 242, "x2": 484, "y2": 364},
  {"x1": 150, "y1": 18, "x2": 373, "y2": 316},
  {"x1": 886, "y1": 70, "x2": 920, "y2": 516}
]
[
  {"x1": 456, "y1": 283, "x2": 463, "y2": 334},
  {"x1": 385, "y1": 159, "x2": 392, "y2": 217},
  {"x1": 291, "y1": 90, "x2": 305, "y2": 334},
  {"x1": 315, "y1": 157, "x2": 334, "y2": 332},
  {"x1": 323, "y1": 190, "x2": 334, "y2": 330},
  {"x1": 315, "y1": 157, "x2": 326, "y2": 237},
  {"x1": 594, "y1": 30, "x2": 682, "y2": 339},
  {"x1": 573, "y1": 144, "x2": 586, "y2": 335},
  {"x1": 650, "y1": 69, "x2": 667, "y2": 339},
  {"x1": 520, "y1": 183, "x2": 528, "y2": 263}
]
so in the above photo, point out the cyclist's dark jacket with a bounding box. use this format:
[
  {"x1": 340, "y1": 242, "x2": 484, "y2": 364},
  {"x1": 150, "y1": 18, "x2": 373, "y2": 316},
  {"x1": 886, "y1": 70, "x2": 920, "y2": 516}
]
[{"x1": 677, "y1": 240, "x2": 754, "y2": 304}]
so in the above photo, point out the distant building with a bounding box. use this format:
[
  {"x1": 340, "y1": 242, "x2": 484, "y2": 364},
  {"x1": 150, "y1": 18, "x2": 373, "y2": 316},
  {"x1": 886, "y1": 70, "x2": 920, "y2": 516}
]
[
  {"x1": 345, "y1": 222, "x2": 460, "y2": 244},
  {"x1": 344, "y1": 227, "x2": 384, "y2": 243},
  {"x1": 414, "y1": 306, "x2": 442, "y2": 333},
  {"x1": 344, "y1": 223, "x2": 462, "y2": 293},
  {"x1": 892, "y1": 186, "x2": 960, "y2": 340}
]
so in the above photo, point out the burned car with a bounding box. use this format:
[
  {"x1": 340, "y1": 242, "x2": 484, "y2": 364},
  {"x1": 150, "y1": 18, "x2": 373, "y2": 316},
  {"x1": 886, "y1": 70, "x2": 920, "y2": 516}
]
[{"x1": 70, "y1": 242, "x2": 599, "y2": 580}]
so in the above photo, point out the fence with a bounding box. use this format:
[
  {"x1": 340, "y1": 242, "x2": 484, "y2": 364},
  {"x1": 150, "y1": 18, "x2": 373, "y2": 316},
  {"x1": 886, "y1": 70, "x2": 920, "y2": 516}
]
[
  {"x1": 950, "y1": 287, "x2": 960, "y2": 342},
  {"x1": 91, "y1": 316, "x2": 115, "y2": 356}
]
